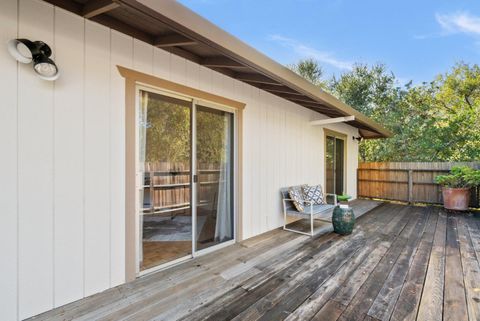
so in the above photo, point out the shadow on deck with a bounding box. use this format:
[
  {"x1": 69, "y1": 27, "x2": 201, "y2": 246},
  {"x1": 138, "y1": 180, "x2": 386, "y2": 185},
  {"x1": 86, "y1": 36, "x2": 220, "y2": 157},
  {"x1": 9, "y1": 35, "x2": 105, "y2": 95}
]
[{"x1": 29, "y1": 200, "x2": 480, "y2": 321}]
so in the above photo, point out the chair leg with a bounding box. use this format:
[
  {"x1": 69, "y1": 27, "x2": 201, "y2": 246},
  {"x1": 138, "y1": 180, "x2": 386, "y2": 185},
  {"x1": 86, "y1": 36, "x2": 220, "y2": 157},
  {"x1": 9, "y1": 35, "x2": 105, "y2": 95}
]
[
  {"x1": 283, "y1": 215, "x2": 315, "y2": 237},
  {"x1": 284, "y1": 225, "x2": 314, "y2": 236},
  {"x1": 310, "y1": 214, "x2": 314, "y2": 236}
]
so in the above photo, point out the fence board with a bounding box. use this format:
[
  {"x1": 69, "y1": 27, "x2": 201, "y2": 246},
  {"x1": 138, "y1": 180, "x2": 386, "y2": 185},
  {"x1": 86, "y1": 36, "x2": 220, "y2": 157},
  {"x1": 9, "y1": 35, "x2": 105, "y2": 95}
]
[
  {"x1": 142, "y1": 162, "x2": 222, "y2": 215},
  {"x1": 358, "y1": 162, "x2": 480, "y2": 208}
]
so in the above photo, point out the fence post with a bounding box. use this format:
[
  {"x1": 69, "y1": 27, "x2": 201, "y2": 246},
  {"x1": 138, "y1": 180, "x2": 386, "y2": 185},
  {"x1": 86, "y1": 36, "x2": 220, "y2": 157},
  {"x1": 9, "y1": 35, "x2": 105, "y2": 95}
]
[{"x1": 408, "y1": 170, "x2": 413, "y2": 204}]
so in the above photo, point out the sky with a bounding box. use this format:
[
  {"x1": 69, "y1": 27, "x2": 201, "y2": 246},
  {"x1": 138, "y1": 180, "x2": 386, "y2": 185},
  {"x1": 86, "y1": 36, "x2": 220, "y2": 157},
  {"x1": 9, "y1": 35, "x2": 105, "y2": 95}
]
[{"x1": 178, "y1": 0, "x2": 480, "y2": 85}]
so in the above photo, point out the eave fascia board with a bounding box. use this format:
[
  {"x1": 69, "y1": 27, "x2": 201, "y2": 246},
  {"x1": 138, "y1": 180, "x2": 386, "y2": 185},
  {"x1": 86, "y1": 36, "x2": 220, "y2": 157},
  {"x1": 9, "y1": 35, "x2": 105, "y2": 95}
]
[
  {"x1": 310, "y1": 116, "x2": 355, "y2": 126},
  {"x1": 132, "y1": 0, "x2": 393, "y2": 138}
]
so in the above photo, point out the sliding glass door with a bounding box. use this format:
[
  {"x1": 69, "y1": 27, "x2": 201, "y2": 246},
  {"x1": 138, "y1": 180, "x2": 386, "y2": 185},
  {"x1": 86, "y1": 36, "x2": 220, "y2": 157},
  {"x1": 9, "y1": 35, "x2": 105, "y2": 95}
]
[
  {"x1": 195, "y1": 105, "x2": 234, "y2": 251},
  {"x1": 136, "y1": 86, "x2": 235, "y2": 273},
  {"x1": 325, "y1": 133, "x2": 345, "y2": 195},
  {"x1": 137, "y1": 90, "x2": 192, "y2": 271}
]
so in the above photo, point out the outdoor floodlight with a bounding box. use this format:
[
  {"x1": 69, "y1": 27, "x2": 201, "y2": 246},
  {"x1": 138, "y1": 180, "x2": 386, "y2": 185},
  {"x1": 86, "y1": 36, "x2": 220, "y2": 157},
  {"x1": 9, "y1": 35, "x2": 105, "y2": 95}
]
[{"x1": 7, "y1": 38, "x2": 59, "y2": 81}]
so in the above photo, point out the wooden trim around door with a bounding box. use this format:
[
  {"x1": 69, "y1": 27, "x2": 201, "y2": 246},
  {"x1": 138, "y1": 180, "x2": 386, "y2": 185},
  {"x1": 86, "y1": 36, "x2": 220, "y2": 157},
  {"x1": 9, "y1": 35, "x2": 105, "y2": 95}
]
[
  {"x1": 117, "y1": 66, "x2": 246, "y2": 110},
  {"x1": 125, "y1": 77, "x2": 137, "y2": 282},
  {"x1": 119, "y1": 66, "x2": 245, "y2": 281}
]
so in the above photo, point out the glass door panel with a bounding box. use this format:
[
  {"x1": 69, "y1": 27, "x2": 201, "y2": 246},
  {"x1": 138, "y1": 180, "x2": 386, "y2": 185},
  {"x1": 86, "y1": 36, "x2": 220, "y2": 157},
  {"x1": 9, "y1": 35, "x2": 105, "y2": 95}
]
[
  {"x1": 138, "y1": 89, "x2": 192, "y2": 271},
  {"x1": 195, "y1": 105, "x2": 234, "y2": 251},
  {"x1": 335, "y1": 138, "x2": 345, "y2": 195},
  {"x1": 326, "y1": 136, "x2": 335, "y2": 194},
  {"x1": 325, "y1": 135, "x2": 345, "y2": 195}
]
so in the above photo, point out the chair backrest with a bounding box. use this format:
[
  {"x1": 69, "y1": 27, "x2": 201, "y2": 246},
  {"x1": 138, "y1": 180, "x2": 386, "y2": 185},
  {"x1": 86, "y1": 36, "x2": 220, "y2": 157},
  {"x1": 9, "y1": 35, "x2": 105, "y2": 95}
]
[{"x1": 280, "y1": 186, "x2": 302, "y2": 211}]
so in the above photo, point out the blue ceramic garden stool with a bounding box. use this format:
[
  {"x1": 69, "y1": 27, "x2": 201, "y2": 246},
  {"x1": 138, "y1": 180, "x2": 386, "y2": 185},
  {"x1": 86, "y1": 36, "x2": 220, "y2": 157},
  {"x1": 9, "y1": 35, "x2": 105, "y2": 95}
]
[{"x1": 332, "y1": 205, "x2": 355, "y2": 235}]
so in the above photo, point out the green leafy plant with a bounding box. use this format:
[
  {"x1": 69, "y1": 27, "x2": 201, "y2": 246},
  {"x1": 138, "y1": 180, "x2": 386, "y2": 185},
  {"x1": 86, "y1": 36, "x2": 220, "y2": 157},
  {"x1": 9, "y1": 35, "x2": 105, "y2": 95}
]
[
  {"x1": 337, "y1": 194, "x2": 352, "y2": 202},
  {"x1": 435, "y1": 166, "x2": 480, "y2": 188},
  {"x1": 464, "y1": 168, "x2": 480, "y2": 187},
  {"x1": 289, "y1": 60, "x2": 480, "y2": 162}
]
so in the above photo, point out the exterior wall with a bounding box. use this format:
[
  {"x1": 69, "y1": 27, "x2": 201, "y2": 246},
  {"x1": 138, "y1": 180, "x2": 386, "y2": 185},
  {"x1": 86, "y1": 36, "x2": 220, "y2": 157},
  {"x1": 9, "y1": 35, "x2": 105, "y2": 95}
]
[{"x1": 0, "y1": 0, "x2": 358, "y2": 319}]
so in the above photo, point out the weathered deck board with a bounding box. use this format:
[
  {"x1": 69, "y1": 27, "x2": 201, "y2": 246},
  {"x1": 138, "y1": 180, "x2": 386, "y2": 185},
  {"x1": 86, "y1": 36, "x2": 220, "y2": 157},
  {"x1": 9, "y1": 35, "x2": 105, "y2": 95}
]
[
  {"x1": 336, "y1": 206, "x2": 425, "y2": 321},
  {"x1": 389, "y1": 208, "x2": 438, "y2": 321},
  {"x1": 284, "y1": 204, "x2": 407, "y2": 321},
  {"x1": 443, "y1": 214, "x2": 468, "y2": 321},
  {"x1": 416, "y1": 211, "x2": 447, "y2": 321},
  {"x1": 367, "y1": 206, "x2": 430, "y2": 320},
  {"x1": 27, "y1": 201, "x2": 480, "y2": 321},
  {"x1": 458, "y1": 215, "x2": 480, "y2": 321}
]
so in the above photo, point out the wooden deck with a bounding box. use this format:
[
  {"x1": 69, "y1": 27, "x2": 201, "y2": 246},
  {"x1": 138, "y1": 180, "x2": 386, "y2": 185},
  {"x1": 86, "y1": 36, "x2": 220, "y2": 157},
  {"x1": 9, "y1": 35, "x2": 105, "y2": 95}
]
[{"x1": 29, "y1": 201, "x2": 480, "y2": 321}]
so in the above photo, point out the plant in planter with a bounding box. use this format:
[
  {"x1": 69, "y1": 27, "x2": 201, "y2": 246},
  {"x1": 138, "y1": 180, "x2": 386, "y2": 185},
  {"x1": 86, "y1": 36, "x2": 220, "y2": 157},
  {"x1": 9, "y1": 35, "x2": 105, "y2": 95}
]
[
  {"x1": 332, "y1": 194, "x2": 355, "y2": 235},
  {"x1": 435, "y1": 166, "x2": 480, "y2": 211},
  {"x1": 337, "y1": 194, "x2": 352, "y2": 205}
]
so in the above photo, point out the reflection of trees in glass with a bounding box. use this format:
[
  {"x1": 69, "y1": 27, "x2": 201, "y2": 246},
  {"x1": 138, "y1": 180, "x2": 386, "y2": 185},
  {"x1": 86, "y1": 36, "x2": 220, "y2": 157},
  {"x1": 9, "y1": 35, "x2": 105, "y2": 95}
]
[
  {"x1": 143, "y1": 98, "x2": 227, "y2": 167},
  {"x1": 197, "y1": 107, "x2": 227, "y2": 168},
  {"x1": 145, "y1": 99, "x2": 190, "y2": 163}
]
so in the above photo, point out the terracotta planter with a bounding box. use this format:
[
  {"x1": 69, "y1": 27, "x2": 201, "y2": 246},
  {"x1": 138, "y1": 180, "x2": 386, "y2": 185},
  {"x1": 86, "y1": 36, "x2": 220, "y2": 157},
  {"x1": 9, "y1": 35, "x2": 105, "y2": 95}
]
[{"x1": 442, "y1": 187, "x2": 470, "y2": 211}]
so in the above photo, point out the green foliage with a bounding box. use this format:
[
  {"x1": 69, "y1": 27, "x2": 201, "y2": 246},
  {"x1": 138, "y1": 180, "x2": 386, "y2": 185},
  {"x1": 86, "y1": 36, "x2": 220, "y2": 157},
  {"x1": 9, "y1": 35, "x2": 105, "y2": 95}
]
[
  {"x1": 145, "y1": 100, "x2": 190, "y2": 163},
  {"x1": 144, "y1": 97, "x2": 229, "y2": 166},
  {"x1": 288, "y1": 59, "x2": 480, "y2": 162},
  {"x1": 464, "y1": 168, "x2": 480, "y2": 187},
  {"x1": 435, "y1": 166, "x2": 480, "y2": 188},
  {"x1": 288, "y1": 58, "x2": 327, "y2": 88},
  {"x1": 196, "y1": 108, "x2": 230, "y2": 166},
  {"x1": 337, "y1": 194, "x2": 352, "y2": 202}
]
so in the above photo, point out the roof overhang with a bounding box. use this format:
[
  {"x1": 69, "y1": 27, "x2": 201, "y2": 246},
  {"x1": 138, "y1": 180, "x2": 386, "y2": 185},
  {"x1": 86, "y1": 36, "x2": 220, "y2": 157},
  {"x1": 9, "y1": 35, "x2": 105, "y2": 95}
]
[
  {"x1": 43, "y1": 0, "x2": 393, "y2": 139},
  {"x1": 310, "y1": 116, "x2": 356, "y2": 126}
]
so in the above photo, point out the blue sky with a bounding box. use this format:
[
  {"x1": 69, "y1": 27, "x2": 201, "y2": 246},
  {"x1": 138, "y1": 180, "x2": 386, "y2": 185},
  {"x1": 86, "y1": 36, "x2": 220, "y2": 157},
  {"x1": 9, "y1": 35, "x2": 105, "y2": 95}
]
[{"x1": 178, "y1": 0, "x2": 480, "y2": 85}]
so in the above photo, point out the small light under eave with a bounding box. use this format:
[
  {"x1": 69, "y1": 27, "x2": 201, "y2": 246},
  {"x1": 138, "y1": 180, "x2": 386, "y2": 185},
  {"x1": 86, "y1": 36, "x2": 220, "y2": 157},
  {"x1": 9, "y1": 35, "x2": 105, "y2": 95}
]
[{"x1": 7, "y1": 38, "x2": 59, "y2": 81}]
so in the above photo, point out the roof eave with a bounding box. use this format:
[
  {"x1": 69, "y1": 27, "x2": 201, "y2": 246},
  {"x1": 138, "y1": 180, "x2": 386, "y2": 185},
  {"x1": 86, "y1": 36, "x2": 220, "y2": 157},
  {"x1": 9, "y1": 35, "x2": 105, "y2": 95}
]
[{"x1": 133, "y1": 0, "x2": 391, "y2": 138}]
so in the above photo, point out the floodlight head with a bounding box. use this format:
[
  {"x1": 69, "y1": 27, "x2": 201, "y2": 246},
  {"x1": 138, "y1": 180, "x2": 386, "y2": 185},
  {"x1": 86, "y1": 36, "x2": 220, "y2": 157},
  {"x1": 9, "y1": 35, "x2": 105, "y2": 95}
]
[
  {"x1": 33, "y1": 55, "x2": 59, "y2": 81},
  {"x1": 7, "y1": 38, "x2": 35, "y2": 64},
  {"x1": 7, "y1": 38, "x2": 59, "y2": 81}
]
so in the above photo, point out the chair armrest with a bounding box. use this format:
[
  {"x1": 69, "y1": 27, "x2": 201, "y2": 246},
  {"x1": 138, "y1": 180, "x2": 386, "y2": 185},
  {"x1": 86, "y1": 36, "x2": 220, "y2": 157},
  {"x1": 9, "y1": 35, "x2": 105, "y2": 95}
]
[
  {"x1": 282, "y1": 198, "x2": 313, "y2": 213},
  {"x1": 325, "y1": 193, "x2": 338, "y2": 205},
  {"x1": 282, "y1": 198, "x2": 312, "y2": 205}
]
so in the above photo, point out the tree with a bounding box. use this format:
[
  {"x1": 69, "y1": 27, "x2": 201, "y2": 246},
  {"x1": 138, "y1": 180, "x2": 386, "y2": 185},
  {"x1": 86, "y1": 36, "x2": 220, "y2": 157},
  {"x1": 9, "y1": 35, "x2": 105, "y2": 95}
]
[
  {"x1": 331, "y1": 62, "x2": 480, "y2": 162},
  {"x1": 428, "y1": 62, "x2": 480, "y2": 161},
  {"x1": 330, "y1": 63, "x2": 397, "y2": 119},
  {"x1": 289, "y1": 58, "x2": 480, "y2": 162},
  {"x1": 288, "y1": 58, "x2": 326, "y2": 88}
]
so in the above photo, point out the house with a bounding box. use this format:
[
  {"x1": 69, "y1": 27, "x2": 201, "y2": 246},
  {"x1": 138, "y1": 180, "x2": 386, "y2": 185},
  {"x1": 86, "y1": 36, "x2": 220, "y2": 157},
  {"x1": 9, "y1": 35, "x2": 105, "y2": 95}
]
[{"x1": 0, "y1": 0, "x2": 391, "y2": 319}]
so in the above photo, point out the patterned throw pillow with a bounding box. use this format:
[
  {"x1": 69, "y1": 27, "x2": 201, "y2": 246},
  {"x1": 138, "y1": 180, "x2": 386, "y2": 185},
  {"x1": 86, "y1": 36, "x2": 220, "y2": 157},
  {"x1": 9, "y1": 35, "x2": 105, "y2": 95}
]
[
  {"x1": 288, "y1": 187, "x2": 305, "y2": 212},
  {"x1": 302, "y1": 185, "x2": 326, "y2": 205}
]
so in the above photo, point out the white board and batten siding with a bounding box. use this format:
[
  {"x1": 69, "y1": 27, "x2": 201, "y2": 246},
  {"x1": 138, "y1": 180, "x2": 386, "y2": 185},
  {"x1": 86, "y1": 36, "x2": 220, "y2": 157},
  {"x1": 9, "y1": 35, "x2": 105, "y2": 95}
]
[{"x1": 0, "y1": 0, "x2": 359, "y2": 319}]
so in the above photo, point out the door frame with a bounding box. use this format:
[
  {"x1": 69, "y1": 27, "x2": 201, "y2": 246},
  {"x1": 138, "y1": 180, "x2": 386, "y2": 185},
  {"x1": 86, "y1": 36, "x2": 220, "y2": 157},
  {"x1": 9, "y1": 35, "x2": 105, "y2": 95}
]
[
  {"x1": 323, "y1": 128, "x2": 347, "y2": 195},
  {"x1": 121, "y1": 65, "x2": 244, "y2": 280}
]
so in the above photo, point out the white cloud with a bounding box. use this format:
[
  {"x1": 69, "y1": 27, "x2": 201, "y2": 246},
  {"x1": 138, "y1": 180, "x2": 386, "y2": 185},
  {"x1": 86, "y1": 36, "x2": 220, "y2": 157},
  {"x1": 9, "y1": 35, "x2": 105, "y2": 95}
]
[
  {"x1": 269, "y1": 34, "x2": 353, "y2": 71},
  {"x1": 435, "y1": 12, "x2": 480, "y2": 36}
]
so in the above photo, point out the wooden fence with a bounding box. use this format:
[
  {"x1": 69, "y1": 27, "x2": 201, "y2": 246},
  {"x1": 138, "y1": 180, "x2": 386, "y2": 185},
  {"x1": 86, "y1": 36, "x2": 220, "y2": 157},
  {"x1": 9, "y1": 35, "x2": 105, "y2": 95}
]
[
  {"x1": 358, "y1": 162, "x2": 480, "y2": 208},
  {"x1": 142, "y1": 162, "x2": 221, "y2": 215}
]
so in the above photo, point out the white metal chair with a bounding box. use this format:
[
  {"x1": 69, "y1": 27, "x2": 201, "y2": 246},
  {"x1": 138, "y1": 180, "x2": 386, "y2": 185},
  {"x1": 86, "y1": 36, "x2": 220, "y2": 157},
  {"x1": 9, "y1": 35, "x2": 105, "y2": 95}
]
[{"x1": 280, "y1": 186, "x2": 337, "y2": 236}]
